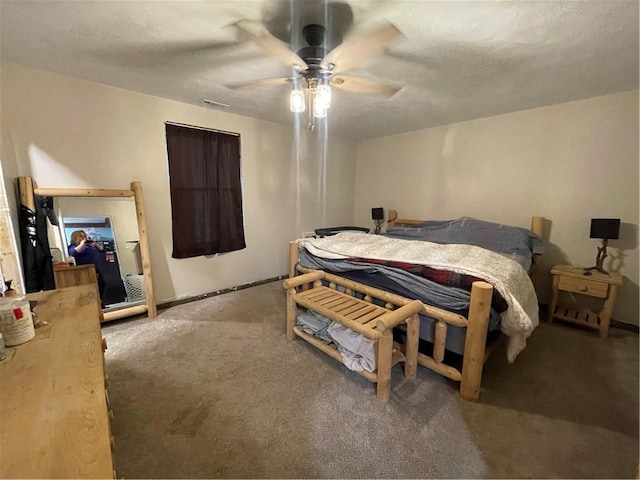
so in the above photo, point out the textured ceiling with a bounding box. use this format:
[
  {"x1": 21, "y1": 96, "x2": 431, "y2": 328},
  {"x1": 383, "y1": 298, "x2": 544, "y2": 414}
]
[{"x1": 1, "y1": 0, "x2": 638, "y2": 140}]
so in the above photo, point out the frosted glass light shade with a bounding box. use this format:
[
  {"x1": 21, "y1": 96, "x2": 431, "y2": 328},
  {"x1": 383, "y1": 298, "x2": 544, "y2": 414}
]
[
  {"x1": 313, "y1": 96, "x2": 328, "y2": 118},
  {"x1": 290, "y1": 89, "x2": 305, "y2": 113},
  {"x1": 315, "y1": 84, "x2": 331, "y2": 109}
]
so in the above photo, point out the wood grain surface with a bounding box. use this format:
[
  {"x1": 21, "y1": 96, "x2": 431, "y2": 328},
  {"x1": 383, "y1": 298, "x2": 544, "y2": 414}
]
[{"x1": 0, "y1": 285, "x2": 114, "y2": 479}]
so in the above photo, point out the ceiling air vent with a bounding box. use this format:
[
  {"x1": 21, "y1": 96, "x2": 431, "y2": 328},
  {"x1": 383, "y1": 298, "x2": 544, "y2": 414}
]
[{"x1": 203, "y1": 99, "x2": 230, "y2": 109}]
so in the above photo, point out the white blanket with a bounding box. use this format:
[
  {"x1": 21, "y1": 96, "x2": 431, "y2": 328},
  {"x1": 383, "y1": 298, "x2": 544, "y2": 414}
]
[{"x1": 301, "y1": 232, "x2": 539, "y2": 362}]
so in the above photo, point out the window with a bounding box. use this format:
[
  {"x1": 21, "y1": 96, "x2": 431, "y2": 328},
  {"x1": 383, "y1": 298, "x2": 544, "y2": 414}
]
[{"x1": 165, "y1": 123, "x2": 245, "y2": 258}]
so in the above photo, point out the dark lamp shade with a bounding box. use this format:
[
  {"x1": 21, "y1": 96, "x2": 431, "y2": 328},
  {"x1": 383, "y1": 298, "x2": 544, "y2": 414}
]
[
  {"x1": 371, "y1": 207, "x2": 384, "y2": 221},
  {"x1": 590, "y1": 218, "x2": 620, "y2": 240}
]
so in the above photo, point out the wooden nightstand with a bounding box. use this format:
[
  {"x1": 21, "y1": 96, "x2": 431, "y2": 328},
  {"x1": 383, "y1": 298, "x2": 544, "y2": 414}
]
[{"x1": 548, "y1": 265, "x2": 622, "y2": 338}]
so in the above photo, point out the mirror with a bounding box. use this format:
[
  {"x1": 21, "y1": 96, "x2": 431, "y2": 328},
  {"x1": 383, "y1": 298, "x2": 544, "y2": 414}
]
[
  {"x1": 47, "y1": 197, "x2": 144, "y2": 313},
  {"x1": 17, "y1": 176, "x2": 156, "y2": 322}
]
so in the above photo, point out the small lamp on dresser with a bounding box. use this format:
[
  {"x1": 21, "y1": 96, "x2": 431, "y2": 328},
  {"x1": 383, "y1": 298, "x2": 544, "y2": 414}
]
[{"x1": 585, "y1": 218, "x2": 620, "y2": 275}]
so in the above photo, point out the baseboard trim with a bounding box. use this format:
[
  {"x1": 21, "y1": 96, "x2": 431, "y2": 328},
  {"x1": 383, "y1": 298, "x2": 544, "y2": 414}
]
[
  {"x1": 158, "y1": 275, "x2": 288, "y2": 310},
  {"x1": 610, "y1": 319, "x2": 639, "y2": 333},
  {"x1": 158, "y1": 292, "x2": 640, "y2": 334}
]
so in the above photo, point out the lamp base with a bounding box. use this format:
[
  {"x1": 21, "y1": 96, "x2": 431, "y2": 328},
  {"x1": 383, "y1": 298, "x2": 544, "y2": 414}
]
[
  {"x1": 585, "y1": 239, "x2": 610, "y2": 275},
  {"x1": 584, "y1": 265, "x2": 609, "y2": 275}
]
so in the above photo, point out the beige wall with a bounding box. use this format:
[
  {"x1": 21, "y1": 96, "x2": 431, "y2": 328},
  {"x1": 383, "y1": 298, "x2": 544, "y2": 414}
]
[
  {"x1": 354, "y1": 90, "x2": 639, "y2": 325},
  {"x1": 3, "y1": 63, "x2": 637, "y2": 325},
  {"x1": 1, "y1": 63, "x2": 356, "y2": 303}
]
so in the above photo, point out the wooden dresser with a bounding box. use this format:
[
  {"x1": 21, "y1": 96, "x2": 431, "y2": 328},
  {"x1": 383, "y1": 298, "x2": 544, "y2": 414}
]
[
  {"x1": 0, "y1": 285, "x2": 115, "y2": 479},
  {"x1": 53, "y1": 264, "x2": 106, "y2": 322},
  {"x1": 53, "y1": 264, "x2": 99, "y2": 289}
]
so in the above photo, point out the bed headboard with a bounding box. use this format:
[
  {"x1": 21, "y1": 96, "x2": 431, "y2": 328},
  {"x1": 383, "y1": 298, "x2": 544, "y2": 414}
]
[{"x1": 387, "y1": 209, "x2": 423, "y2": 227}]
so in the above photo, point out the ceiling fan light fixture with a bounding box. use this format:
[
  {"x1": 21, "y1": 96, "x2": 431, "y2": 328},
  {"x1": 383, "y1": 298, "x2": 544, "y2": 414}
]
[{"x1": 290, "y1": 88, "x2": 305, "y2": 113}]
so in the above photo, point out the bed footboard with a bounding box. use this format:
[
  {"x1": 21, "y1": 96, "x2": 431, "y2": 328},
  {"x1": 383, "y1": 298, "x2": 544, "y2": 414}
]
[{"x1": 288, "y1": 240, "x2": 494, "y2": 401}]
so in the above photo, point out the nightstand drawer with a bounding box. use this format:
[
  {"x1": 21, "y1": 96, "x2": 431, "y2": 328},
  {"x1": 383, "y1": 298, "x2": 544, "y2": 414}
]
[{"x1": 558, "y1": 276, "x2": 608, "y2": 298}]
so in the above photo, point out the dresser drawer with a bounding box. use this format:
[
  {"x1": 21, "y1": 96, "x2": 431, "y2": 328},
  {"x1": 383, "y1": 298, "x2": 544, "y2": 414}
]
[{"x1": 557, "y1": 276, "x2": 608, "y2": 298}]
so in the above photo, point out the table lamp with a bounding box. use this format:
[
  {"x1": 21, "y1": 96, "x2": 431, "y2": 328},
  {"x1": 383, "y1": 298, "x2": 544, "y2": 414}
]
[
  {"x1": 585, "y1": 218, "x2": 620, "y2": 275},
  {"x1": 371, "y1": 207, "x2": 384, "y2": 234}
]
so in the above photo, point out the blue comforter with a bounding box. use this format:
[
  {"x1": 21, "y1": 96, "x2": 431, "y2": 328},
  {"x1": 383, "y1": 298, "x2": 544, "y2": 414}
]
[{"x1": 385, "y1": 217, "x2": 544, "y2": 271}]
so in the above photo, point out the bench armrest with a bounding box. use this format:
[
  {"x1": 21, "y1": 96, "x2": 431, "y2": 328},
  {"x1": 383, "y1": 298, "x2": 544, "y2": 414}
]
[
  {"x1": 282, "y1": 270, "x2": 325, "y2": 290},
  {"x1": 376, "y1": 300, "x2": 423, "y2": 331}
]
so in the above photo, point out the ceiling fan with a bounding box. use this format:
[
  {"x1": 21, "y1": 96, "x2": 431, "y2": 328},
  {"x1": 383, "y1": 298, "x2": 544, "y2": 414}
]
[{"x1": 225, "y1": 18, "x2": 405, "y2": 127}]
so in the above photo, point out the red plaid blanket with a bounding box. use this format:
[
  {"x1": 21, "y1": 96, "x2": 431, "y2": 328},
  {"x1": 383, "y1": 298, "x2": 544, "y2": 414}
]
[{"x1": 348, "y1": 257, "x2": 508, "y2": 313}]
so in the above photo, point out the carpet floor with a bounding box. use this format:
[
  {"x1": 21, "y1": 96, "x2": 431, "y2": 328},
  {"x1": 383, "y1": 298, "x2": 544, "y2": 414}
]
[{"x1": 103, "y1": 281, "x2": 639, "y2": 479}]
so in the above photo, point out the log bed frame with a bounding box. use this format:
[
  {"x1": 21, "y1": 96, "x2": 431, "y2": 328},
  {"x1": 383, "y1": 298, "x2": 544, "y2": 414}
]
[{"x1": 287, "y1": 214, "x2": 545, "y2": 401}]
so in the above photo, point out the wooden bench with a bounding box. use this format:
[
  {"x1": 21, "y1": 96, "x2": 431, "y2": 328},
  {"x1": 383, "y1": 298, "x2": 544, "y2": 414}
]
[{"x1": 283, "y1": 270, "x2": 423, "y2": 402}]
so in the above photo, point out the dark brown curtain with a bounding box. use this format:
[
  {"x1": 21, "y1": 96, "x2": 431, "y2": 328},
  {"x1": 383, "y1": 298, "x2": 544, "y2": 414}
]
[{"x1": 166, "y1": 124, "x2": 246, "y2": 258}]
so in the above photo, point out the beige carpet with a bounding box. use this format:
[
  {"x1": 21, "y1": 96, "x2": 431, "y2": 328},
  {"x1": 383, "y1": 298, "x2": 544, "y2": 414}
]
[{"x1": 103, "y1": 281, "x2": 639, "y2": 479}]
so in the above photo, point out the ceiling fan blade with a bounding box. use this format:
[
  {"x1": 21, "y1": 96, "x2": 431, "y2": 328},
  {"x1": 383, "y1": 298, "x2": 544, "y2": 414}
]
[
  {"x1": 320, "y1": 21, "x2": 405, "y2": 73},
  {"x1": 94, "y1": 40, "x2": 245, "y2": 69},
  {"x1": 226, "y1": 76, "x2": 294, "y2": 90},
  {"x1": 330, "y1": 75, "x2": 402, "y2": 97},
  {"x1": 232, "y1": 20, "x2": 308, "y2": 71}
]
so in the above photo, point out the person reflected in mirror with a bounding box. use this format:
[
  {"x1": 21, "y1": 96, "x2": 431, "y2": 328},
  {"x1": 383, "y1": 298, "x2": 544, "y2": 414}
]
[{"x1": 68, "y1": 230, "x2": 106, "y2": 308}]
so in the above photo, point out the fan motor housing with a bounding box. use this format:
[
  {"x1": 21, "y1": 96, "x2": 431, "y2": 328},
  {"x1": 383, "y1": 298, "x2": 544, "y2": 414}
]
[
  {"x1": 296, "y1": 46, "x2": 326, "y2": 66},
  {"x1": 302, "y1": 24, "x2": 325, "y2": 46},
  {"x1": 297, "y1": 23, "x2": 328, "y2": 66}
]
